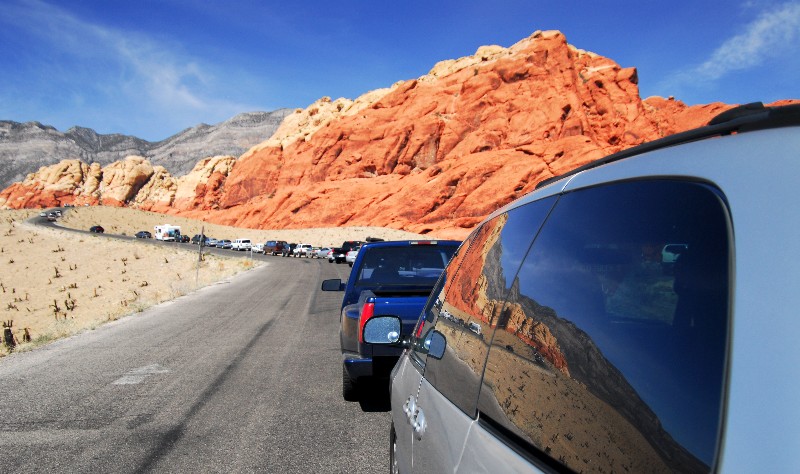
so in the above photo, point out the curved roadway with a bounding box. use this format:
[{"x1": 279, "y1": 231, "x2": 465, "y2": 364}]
[{"x1": 0, "y1": 209, "x2": 391, "y2": 472}]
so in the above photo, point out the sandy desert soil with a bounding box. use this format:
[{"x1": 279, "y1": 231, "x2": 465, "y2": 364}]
[{"x1": 0, "y1": 207, "x2": 434, "y2": 357}]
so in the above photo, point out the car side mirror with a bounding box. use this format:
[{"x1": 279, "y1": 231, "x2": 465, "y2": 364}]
[
  {"x1": 321, "y1": 279, "x2": 344, "y2": 291},
  {"x1": 422, "y1": 330, "x2": 446, "y2": 360},
  {"x1": 363, "y1": 316, "x2": 402, "y2": 344}
]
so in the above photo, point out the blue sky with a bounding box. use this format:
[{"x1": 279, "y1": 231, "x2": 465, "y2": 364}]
[{"x1": 0, "y1": 0, "x2": 797, "y2": 142}]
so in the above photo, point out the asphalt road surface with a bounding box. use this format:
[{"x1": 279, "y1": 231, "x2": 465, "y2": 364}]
[{"x1": 0, "y1": 256, "x2": 392, "y2": 472}]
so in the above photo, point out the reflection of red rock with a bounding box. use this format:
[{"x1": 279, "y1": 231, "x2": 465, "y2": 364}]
[
  {"x1": 3, "y1": 30, "x2": 793, "y2": 237},
  {"x1": 442, "y1": 212, "x2": 571, "y2": 375},
  {"x1": 503, "y1": 303, "x2": 570, "y2": 376}
]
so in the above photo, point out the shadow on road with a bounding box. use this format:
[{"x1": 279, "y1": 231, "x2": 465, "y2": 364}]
[{"x1": 357, "y1": 378, "x2": 391, "y2": 412}]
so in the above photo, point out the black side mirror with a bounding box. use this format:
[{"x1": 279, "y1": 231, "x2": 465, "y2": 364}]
[
  {"x1": 422, "y1": 330, "x2": 446, "y2": 360},
  {"x1": 321, "y1": 279, "x2": 344, "y2": 291}
]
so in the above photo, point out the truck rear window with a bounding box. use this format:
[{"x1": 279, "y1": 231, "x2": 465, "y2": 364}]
[{"x1": 355, "y1": 245, "x2": 457, "y2": 287}]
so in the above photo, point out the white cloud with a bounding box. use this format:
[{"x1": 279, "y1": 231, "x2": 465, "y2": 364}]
[
  {"x1": 657, "y1": 1, "x2": 800, "y2": 100},
  {"x1": 0, "y1": 0, "x2": 255, "y2": 137},
  {"x1": 694, "y1": 1, "x2": 800, "y2": 80}
]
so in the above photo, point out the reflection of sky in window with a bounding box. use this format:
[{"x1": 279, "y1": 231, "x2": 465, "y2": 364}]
[
  {"x1": 496, "y1": 197, "x2": 557, "y2": 291},
  {"x1": 509, "y1": 182, "x2": 727, "y2": 467}
]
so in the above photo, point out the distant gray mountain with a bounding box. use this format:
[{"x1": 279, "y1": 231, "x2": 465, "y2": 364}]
[{"x1": 0, "y1": 109, "x2": 293, "y2": 190}]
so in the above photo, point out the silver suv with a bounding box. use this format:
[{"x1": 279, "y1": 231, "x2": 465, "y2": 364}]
[{"x1": 365, "y1": 103, "x2": 800, "y2": 473}]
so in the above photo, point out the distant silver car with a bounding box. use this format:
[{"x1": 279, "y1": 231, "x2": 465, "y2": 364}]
[
  {"x1": 313, "y1": 247, "x2": 331, "y2": 259},
  {"x1": 365, "y1": 103, "x2": 800, "y2": 473},
  {"x1": 345, "y1": 246, "x2": 360, "y2": 267}
]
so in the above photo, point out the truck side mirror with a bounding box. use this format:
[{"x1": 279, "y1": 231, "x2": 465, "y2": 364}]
[
  {"x1": 321, "y1": 279, "x2": 344, "y2": 291},
  {"x1": 363, "y1": 316, "x2": 402, "y2": 344}
]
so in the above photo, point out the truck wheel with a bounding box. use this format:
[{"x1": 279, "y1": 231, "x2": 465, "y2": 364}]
[{"x1": 342, "y1": 365, "x2": 359, "y2": 401}]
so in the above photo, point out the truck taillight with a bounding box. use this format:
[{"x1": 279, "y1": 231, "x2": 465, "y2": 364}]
[{"x1": 358, "y1": 300, "x2": 376, "y2": 343}]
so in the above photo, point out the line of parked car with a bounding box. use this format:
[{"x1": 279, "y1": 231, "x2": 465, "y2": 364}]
[
  {"x1": 218, "y1": 239, "x2": 371, "y2": 262},
  {"x1": 186, "y1": 235, "x2": 253, "y2": 250}
]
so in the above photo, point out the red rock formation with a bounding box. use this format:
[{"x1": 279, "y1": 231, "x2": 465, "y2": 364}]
[
  {"x1": 3, "y1": 30, "x2": 793, "y2": 238},
  {"x1": 170, "y1": 30, "x2": 736, "y2": 238}
]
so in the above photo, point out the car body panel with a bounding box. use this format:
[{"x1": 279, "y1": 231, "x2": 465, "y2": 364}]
[
  {"x1": 411, "y1": 376, "x2": 474, "y2": 473},
  {"x1": 390, "y1": 355, "x2": 421, "y2": 474},
  {"x1": 459, "y1": 420, "x2": 548, "y2": 473}
]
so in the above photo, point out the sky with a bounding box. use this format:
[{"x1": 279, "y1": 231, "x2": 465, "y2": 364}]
[{"x1": 0, "y1": 0, "x2": 797, "y2": 142}]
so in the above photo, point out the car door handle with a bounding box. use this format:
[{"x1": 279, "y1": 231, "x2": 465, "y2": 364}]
[
  {"x1": 403, "y1": 395, "x2": 416, "y2": 419},
  {"x1": 412, "y1": 408, "x2": 426, "y2": 440},
  {"x1": 403, "y1": 395, "x2": 426, "y2": 440}
]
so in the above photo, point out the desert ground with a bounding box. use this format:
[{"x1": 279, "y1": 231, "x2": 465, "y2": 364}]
[{"x1": 0, "y1": 206, "x2": 432, "y2": 357}]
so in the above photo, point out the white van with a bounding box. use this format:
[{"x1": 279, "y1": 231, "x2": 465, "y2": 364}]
[{"x1": 231, "y1": 238, "x2": 251, "y2": 251}]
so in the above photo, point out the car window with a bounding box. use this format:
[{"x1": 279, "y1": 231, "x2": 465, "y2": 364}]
[
  {"x1": 354, "y1": 245, "x2": 457, "y2": 288},
  {"x1": 412, "y1": 196, "x2": 556, "y2": 415},
  {"x1": 477, "y1": 179, "x2": 730, "y2": 473}
]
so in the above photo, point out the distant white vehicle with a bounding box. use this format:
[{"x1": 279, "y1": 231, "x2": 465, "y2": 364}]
[
  {"x1": 252, "y1": 242, "x2": 264, "y2": 253},
  {"x1": 467, "y1": 321, "x2": 482, "y2": 336},
  {"x1": 231, "y1": 238, "x2": 252, "y2": 251},
  {"x1": 294, "y1": 243, "x2": 313, "y2": 257},
  {"x1": 154, "y1": 224, "x2": 181, "y2": 241}
]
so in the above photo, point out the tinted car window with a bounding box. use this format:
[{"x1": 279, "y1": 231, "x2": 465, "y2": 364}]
[
  {"x1": 354, "y1": 245, "x2": 457, "y2": 288},
  {"x1": 477, "y1": 180, "x2": 729, "y2": 473},
  {"x1": 414, "y1": 197, "x2": 556, "y2": 415}
]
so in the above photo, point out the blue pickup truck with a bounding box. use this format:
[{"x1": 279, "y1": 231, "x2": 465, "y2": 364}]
[{"x1": 321, "y1": 239, "x2": 460, "y2": 401}]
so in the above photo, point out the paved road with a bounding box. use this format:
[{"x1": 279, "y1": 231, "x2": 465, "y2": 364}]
[{"x1": 0, "y1": 256, "x2": 392, "y2": 472}]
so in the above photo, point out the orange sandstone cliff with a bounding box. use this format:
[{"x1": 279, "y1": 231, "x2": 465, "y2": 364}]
[{"x1": 0, "y1": 31, "x2": 751, "y2": 238}]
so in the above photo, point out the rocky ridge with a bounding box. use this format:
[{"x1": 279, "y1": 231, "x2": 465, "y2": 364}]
[
  {"x1": 3, "y1": 30, "x2": 793, "y2": 238},
  {"x1": 0, "y1": 110, "x2": 292, "y2": 191}
]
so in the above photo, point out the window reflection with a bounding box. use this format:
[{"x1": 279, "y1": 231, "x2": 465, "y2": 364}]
[
  {"x1": 419, "y1": 197, "x2": 556, "y2": 415},
  {"x1": 478, "y1": 180, "x2": 729, "y2": 473}
]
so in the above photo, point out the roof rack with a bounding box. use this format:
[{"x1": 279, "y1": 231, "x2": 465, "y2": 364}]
[{"x1": 535, "y1": 102, "x2": 800, "y2": 189}]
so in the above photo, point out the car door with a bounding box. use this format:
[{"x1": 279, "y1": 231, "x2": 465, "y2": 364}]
[
  {"x1": 392, "y1": 233, "x2": 478, "y2": 474},
  {"x1": 404, "y1": 196, "x2": 557, "y2": 472}
]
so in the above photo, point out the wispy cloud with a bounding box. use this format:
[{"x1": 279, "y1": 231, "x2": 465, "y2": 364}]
[
  {"x1": 0, "y1": 0, "x2": 255, "y2": 138},
  {"x1": 695, "y1": 2, "x2": 800, "y2": 79},
  {"x1": 659, "y1": 1, "x2": 800, "y2": 98}
]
